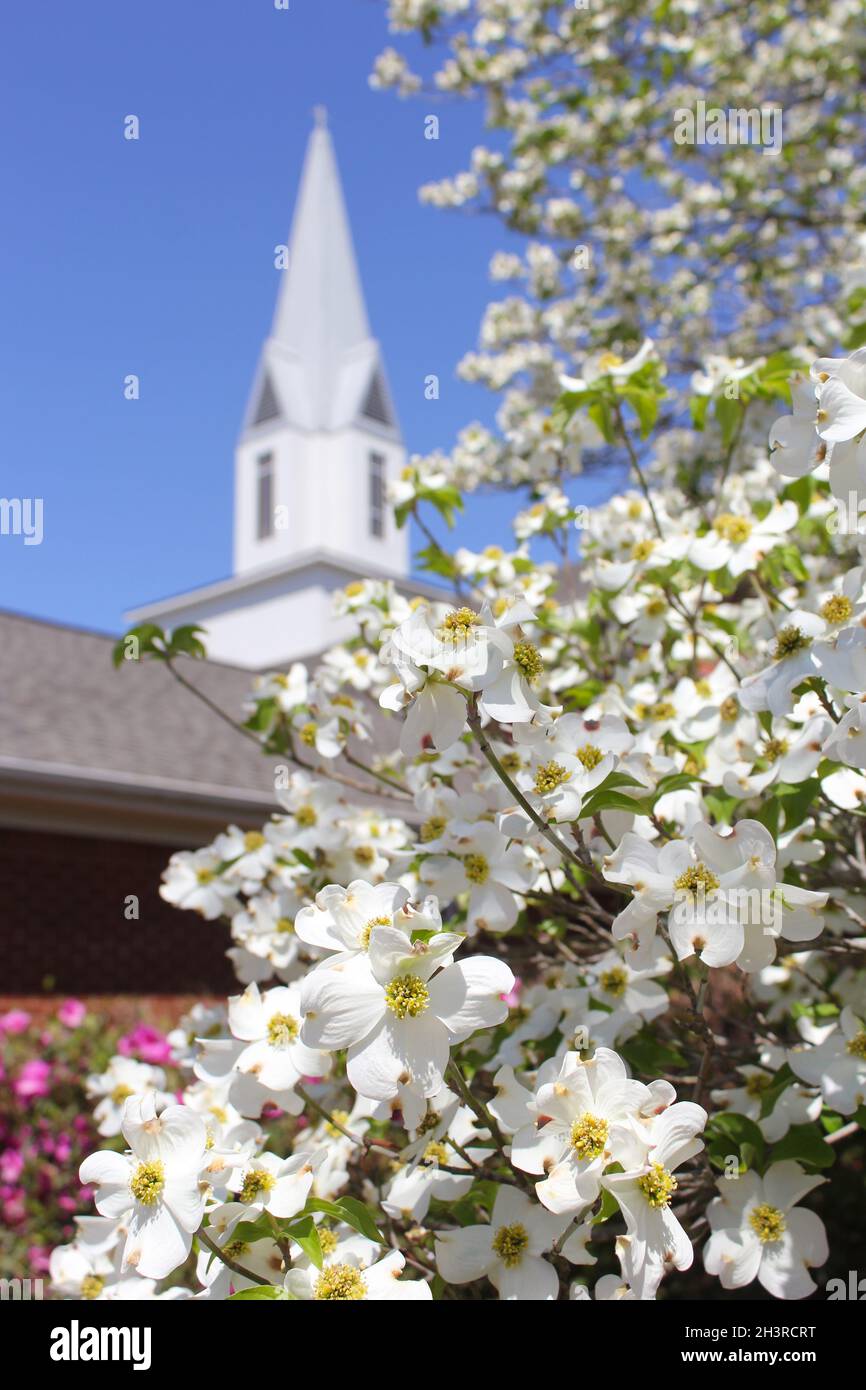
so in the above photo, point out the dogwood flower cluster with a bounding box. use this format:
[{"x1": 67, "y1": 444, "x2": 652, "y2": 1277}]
[{"x1": 51, "y1": 1, "x2": 866, "y2": 1300}]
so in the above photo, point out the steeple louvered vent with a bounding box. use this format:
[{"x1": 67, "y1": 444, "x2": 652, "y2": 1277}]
[{"x1": 362, "y1": 372, "x2": 391, "y2": 426}]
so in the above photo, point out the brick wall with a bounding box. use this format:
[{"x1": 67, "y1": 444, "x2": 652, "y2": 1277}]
[{"x1": 1, "y1": 828, "x2": 236, "y2": 996}]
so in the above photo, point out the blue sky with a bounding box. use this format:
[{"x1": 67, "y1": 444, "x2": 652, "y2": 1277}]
[{"x1": 1, "y1": 0, "x2": 618, "y2": 637}]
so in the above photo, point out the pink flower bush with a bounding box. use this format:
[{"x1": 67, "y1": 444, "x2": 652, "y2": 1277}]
[{"x1": 0, "y1": 1007, "x2": 125, "y2": 1281}]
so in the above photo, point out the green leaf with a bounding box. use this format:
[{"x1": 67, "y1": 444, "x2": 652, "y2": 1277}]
[
  {"x1": 690, "y1": 394, "x2": 709, "y2": 431},
  {"x1": 592, "y1": 1187, "x2": 621, "y2": 1225},
  {"x1": 168, "y1": 624, "x2": 207, "y2": 659},
  {"x1": 111, "y1": 623, "x2": 166, "y2": 667},
  {"x1": 620, "y1": 1030, "x2": 686, "y2": 1075},
  {"x1": 770, "y1": 1123, "x2": 836, "y2": 1170},
  {"x1": 714, "y1": 394, "x2": 743, "y2": 448},
  {"x1": 757, "y1": 1064, "x2": 796, "y2": 1119},
  {"x1": 244, "y1": 698, "x2": 278, "y2": 732},
  {"x1": 415, "y1": 542, "x2": 457, "y2": 579},
  {"x1": 587, "y1": 397, "x2": 616, "y2": 444},
  {"x1": 578, "y1": 770, "x2": 651, "y2": 819},
  {"x1": 621, "y1": 384, "x2": 659, "y2": 438},
  {"x1": 706, "y1": 1112, "x2": 766, "y2": 1173},
  {"x1": 334, "y1": 1196, "x2": 387, "y2": 1245},
  {"x1": 228, "y1": 1285, "x2": 292, "y2": 1300},
  {"x1": 283, "y1": 1216, "x2": 324, "y2": 1269}
]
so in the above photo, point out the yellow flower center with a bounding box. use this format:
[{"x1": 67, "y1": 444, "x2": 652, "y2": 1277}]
[
  {"x1": 599, "y1": 966, "x2": 628, "y2": 998},
  {"x1": 463, "y1": 852, "x2": 490, "y2": 884},
  {"x1": 438, "y1": 607, "x2": 480, "y2": 643},
  {"x1": 763, "y1": 738, "x2": 789, "y2": 763},
  {"x1": 713, "y1": 513, "x2": 753, "y2": 544},
  {"x1": 673, "y1": 863, "x2": 720, "y2": 894},
  {"x1": 318, "y1": 1228, "x2": 339, "y2": 1256},
  {"x1": 570, "y1": 1112, "x2": 609, "y2": 1161},
  {"x1": 513, "y1": 640, "x2": 544, "y2": 682},
  {"x1": 821, "y1": 595, "x2": 853, "y2": 625},
  {"x1": 423, "y1": 1141, "x2": 450, "y2": 1166},
  {"x1": 267, "y1": 1013, "x2": 299, "y2": 1047},
  {"x1": 244, "y1": 832, "x2": 266, "y2": 852},
  {"x1": 597, "y1": 351, "x2": 624, "y2": 372},
  {"x1": 575, "y1": 743, "x2": 604, "y2": 770},
  {"x1": 130, "y1": 1160, "x2": 165, "y2": 1207},
  {"x1": 239, "y1": 1168, "x2": 276, "y2": 1205},
  {"x1": 276, "y1": 917, "x2": 294, "y2": 935},
  {"x1": 774, "y1": 625, "x2": 810, "y2": 659},
  {"x1": 846, "y1": 1029, "x2": 866, "y2": 1060},
  {"x1": 110, "y1": 1084, "x2": 134, "y2": 1106},
  {"x1": 637, "y1": 1162, "x2": 677, "y2": 1209},
  {"x1": 631, "y1": 539, "x2": 656, "y2": 562},
  {"x1": 300, "y1": 721, "x2": 318, "y2": 746},
  {"x1": 354, "y1": 846, "x2": 375, "y2": 866},
  {"x1": 80, "y1": 1274, "x2": 105, "y2": 1300},
  {"x1": 748, "y1": 1203, "x2": 786, "y2": 1244},
  {"x1": 420, "y1": 815, "x2": 448, "y2": 843},
  {"x1": 296, "y1": 804, "x2": 317, "y2": 827},
  {"x1": 491, "y1": 1222, "x2": 529, "y2": 1268},
  {"x1": 533, "y1": 761, "x2": 571, "y2": 794},
  {"x1": 745, "y1": 1073, "x2": 773, "y2": 1099},
  {"x1": 359, "y1": 916, "x2": 391, "y2": 950},
  {"x1": 314, "y1": 1263, "x2": 366, "y2": 1300},
  {"x1": 223, "y1": 1238, "x2": 251, "y2": 1260},
  {"x1": 384, "y1": 974, "x2": 430, "y2": 1020},
  {"x1": 720, "y1": 696, "x2": 739, "y2": 722}
]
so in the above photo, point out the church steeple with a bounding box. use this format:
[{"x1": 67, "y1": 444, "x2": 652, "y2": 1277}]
[
  {"x1": 244, "y1": 110, "x2": 396, "y2": 438},
  {"x1": 128, "y1": 109, "x2": 412, "y2": 669},
  {"x1": 233, "y1": 109, "x2": 406, "y2": 584}
]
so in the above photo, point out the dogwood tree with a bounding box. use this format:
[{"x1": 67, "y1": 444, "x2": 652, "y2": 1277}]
[{"x1": 53, "y1": 0, "x2": 866, "y2": 1300}]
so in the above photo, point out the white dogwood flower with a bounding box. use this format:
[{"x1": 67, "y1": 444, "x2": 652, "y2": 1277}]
[
  {"x1": 511, "y1": 1048, "x2": 655, "y2": 1215},
  {"x1": 703, "y1": 1162, "x2": 828, "y2": 1299},
  {"x1": 788, "y1": 1006, "x2": 866, "y2": 1114},
  {"x1": 79, "y1": 1094, "x2": 208, "y2": 1280},
  {"x1": 435, "y1": 1185, "x2": 568, "y2": 1300},
  {"x1": 603, "y1": 1101, "x2": 707, "y2": 1299},
  {"x1": 300, "y1": 923, "x2": 514, "y2": 1117}
]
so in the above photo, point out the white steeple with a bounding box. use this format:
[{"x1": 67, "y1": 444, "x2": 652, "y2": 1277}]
[
  {"x1": 128, "y1": 110, "x2": 417, "y2": 670},
  {"x1": 241, "y1": 108, "x2": 398, "y2": 443},
  {"x1": 262, "y1": 107, "x2": 372, "y2": 431}
]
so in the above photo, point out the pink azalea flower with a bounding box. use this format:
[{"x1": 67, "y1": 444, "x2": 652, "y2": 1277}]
[
  {"x1": 13, "y1": 1059, "x2": 51, "y2": 1100},
  {"x1": 118, "y1": 1024, "x2": 171, "y2": 1065},
  {"x1": 54, "y1": 1134, "x2": 73, "y2": 1163},
  {"x1": 3, "y1": 1196, "x2": 26, "y2": 1224},
  {"x1": 57, "y1": 999, "x2": 87, "y2": 1028},
  {"x1": 0, "y1": 1149, "x2": 24, "y2": 1182},
  {"x1": 0, "y1": 1009, "x2": 31, "y2": 1035}
]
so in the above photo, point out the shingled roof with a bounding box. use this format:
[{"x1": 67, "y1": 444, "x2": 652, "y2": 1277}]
[{"x1": 0, "y1": 609, "x2": 278, "y2": 844}]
